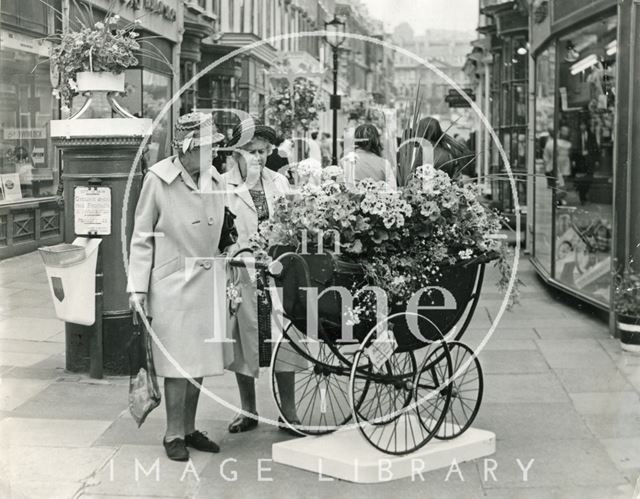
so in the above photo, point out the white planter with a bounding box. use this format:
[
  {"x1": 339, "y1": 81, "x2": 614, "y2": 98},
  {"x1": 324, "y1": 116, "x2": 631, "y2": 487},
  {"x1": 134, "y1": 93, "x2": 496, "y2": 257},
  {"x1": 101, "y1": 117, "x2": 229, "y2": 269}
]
[{"x1": 75, "y1": 72, "x2": 125, "y2": 92}]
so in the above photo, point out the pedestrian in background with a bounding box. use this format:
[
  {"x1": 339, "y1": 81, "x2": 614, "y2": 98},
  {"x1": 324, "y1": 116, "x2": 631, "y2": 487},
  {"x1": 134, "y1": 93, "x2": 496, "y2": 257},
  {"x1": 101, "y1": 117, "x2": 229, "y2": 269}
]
[
  {"x1": 340, "y1": 123, "x2": 397, "y2": 189},
  {"x1": 414, "y1": 116, "x2": 474, "y2": 179}
]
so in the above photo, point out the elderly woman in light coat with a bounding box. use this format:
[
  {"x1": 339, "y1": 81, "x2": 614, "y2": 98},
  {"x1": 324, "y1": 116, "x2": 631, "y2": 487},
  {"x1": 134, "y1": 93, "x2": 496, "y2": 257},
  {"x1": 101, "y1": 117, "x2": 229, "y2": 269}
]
[
  {"x1": 222, "y1": 121, "x2": 300, "y2": 434},
  {"x1": 128, "y1": 112, "x2": 230, "y2": 461}
]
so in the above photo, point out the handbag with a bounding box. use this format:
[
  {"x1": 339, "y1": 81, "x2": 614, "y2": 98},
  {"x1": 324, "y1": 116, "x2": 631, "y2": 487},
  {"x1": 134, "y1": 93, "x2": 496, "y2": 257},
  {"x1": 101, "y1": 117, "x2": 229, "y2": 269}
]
[
  {"x1": 128, "y1": 313, "x2": 161, "y2": 427},
  {"x1": 219, "y1": 206, "x2": 238, "y2": 252}
]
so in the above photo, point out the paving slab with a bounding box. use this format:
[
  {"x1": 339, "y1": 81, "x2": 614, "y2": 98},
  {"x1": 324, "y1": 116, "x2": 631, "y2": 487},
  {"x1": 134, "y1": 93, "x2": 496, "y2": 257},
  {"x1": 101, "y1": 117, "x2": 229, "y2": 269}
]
[
  {"x1": 0, "y1": 338, "x2": 64, "y2": 355},
  {"x1": 0, "y1": 378, "x2": 53, "y2": 411},
  {"x1": 536, "y1": 339, "x2": 615, "y2": 369},
  {"x1": 463, "y1": 326, "x2": 540, "y2": 342},
  {"x1": 482, "y1": 374, "x2": 569, "y2": 404},
  {"x1": 0, "y1": 445, "x2": 116, "y2": 499},
  {"x1": 482, "y1": 484, "x2": 635, "y2": 499},
  {"x1": 0, "y1": 417, "x2": 112, "y2": 447},
  {"x1": 11, "y1": 380, "x2": 128, "y2": 420},
  {"x1": 474, "y1": 403, "x2": 591, "y2": 442},
  {"x1": 0, "y1": 317, "x2": 64, "y2": 341},
  {"x1": 194, "y1": 461, "x2": 486, "y2": 499},
  {"x1": 600, "y1": 437, "x2": 640, "y2": 471},
  {"x1": 477, "y1": 350, "x2": 549, "y2": 374},
  {"x1": 0, "y1": 351, "x2": 52, "y2": 368},
  {"x1": 94, "y1": 414, "x2": 227, "y2": 448},
  {"x1": 84, "y1": 444, "x2": 214, "y2": 497},
  {"x1": 570, "y1": 392, "x2": 640, "y2": 415},
  {"x1": 1, "y1": 305, "x2": 59, "y2": 319},
  {"x1": 535, "y1": 326, "x2": 611, "y2": 340},
  {"x1": 581, "y1": 412, "x2": 640, "y2": 438},
  {"x1": 479, "y1": 438, "x2": 627, "y2": 489},
  {"x1": 554, "y1": 368, "x2": 633, "y2": 393},
  {"x1": 471, "y1": 339, "x2": 538, "y2": 351},
  {"x1": 0, "y1": 286, "x2": 25, "y2": 298}
]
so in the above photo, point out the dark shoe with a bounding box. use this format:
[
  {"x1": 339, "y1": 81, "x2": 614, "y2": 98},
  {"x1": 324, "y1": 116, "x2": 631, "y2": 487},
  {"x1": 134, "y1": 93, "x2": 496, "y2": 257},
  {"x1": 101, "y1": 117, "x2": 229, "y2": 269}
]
[
  {"x1": 278, "y1": 416, "x2": 305, "y2": 438},
  {"x1": 163, "y1": 437, "x2": 189, "y2": 461},
  {"x1": 228, "y1": 413, "x2": 258, "y2": 433},
  {"x1": 185, "y1": 430, "x2": 220, "y2": 453}
]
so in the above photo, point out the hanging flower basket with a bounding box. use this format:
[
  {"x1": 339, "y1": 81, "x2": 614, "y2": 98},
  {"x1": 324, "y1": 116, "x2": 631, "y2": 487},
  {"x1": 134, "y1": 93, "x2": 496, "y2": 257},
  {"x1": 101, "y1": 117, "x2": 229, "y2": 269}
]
[{"x1": 75, "y1": 71, "x2": 125, "y2": 93}]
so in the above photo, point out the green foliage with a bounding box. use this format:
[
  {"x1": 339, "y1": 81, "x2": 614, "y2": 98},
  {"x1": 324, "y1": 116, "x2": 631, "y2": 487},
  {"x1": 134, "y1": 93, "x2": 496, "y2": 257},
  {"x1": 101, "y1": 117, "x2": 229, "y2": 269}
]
[
  {"x1": 252, "y1": 165, "x2": 518, "y2": 314},
  {"x1": 266, "y1": 77, "x2": 326, "y2": 135},
  {"x1": 49, "y1": 15, "x2": 140, "y2": 110},
  {"x1": 615, "y1": 266, "x2": 640, "y2": 317}
]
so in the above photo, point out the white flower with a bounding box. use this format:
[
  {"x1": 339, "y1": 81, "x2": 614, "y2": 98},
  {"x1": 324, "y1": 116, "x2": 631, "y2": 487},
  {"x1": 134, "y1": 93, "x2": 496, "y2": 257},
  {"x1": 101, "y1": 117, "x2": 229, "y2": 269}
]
[
  {"x1": 322, "y1": 165, "x2": 343, "y2": 179},
  {"x1": 458, "y1": 249, "x2": 473, "y2": 260},
  {"x1": 61, "y1": 104, "x2": 70, "y2": 113},
  {"x1": 134, "y1": 19, "x2": 142, "y2": 25},
  {"x1": 52, "y1": 89, "x2": 60, "y2": 99},
  {"x1": 68, "y1": 79, "x2": 78, "y2": 91},
  {"x1": 94, "y1": 21, "x2": 105, "y2": 29}
]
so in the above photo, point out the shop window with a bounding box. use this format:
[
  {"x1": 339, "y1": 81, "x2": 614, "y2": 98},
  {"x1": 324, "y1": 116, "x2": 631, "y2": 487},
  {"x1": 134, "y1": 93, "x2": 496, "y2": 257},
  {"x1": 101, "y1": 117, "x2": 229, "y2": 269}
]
[
  {"x1": 0, "y1": 0, "x2": 49, "y2": 35},
  {"x1": 533, "y1": 45, "x2": 555, "y2": 275},
  {"x1": 553, "y1": 14, "x2": 616, "y2": 305},
  {"x1": 0, "y1": 47, "x2": 58, "y2": 204},
  {"x1": 122, "y1": 69, "x2": 172, "y2": 165},
  {"x1": 142, "y1": 71, "x2": 172, "y2": 164},
  {"x1": 491, "y1": 36, "x2": 528, "y2": 215}
]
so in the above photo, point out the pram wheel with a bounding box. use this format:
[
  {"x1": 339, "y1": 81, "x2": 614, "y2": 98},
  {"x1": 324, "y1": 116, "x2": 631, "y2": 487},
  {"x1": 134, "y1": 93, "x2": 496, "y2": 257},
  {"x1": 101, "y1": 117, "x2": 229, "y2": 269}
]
[
  {"x1": 349, "y1": 315, "x2": 453, "y2": 456},
  {"x1": 432, "y1": 341, "x2": 483, "y2": 440},
  {"x1": 271, "y1": 323, "x2": 355, "y2": 435}
]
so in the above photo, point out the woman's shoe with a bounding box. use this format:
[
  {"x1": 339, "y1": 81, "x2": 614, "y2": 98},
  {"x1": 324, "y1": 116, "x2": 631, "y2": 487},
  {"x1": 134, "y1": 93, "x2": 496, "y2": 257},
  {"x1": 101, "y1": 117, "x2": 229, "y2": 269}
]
[
  {"x1": 185, "y1": 430, "x2": 220, "y2": 453},
  {"x1": 277, "y1": 416, "x2": 305, "y2": 438},
  {"x1": 163, "y1": 437, "x2": 189, "y2": 461},
  {"x1": 228, "y1": 413, "x2": 259, "y2": 433}
]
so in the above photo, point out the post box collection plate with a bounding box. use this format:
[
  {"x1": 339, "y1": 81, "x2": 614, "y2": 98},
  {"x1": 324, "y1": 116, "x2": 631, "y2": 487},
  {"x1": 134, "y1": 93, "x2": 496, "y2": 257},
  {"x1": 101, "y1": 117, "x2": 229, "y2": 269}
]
[{"x1": 74, "y1": 186, "x2": 112, "y2": 236}]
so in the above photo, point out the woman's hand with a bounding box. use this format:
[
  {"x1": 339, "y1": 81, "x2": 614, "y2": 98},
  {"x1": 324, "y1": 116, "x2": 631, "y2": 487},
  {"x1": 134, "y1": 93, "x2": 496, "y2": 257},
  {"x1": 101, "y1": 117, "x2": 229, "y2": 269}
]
[{"x1": 129, "y1": 292, "x2": 148, "y2": 315}]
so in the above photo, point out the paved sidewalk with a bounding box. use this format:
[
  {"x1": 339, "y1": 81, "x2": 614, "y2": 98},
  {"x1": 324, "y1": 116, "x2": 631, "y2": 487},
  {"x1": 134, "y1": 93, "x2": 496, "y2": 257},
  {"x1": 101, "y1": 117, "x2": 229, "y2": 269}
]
[{"x1": 0, "y1": 251, "x2": 639, "y2": 498}]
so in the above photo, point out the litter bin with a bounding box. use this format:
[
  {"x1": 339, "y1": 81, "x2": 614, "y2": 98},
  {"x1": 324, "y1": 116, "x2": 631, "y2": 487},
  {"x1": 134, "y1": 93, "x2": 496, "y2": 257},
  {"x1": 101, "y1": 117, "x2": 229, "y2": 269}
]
[{"x1": 39, "y1": 238, "x2": 102, "y2": 326}]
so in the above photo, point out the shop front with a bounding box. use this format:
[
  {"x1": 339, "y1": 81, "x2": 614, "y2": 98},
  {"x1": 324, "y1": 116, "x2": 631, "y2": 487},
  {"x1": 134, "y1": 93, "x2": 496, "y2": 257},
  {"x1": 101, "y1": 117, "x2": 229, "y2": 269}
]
[
  {"x1": 529, "y1": 0, "x2": 619, "y2": 310},
  {"x1": 0, "y1": 0, "x2": 180, "y2": 259},
  {"x1": 481, "y1": 1, "x2": 529, "y2": 221},
  {"x1": 0, "y1": 1, "x2": 62, "y2": 258}
]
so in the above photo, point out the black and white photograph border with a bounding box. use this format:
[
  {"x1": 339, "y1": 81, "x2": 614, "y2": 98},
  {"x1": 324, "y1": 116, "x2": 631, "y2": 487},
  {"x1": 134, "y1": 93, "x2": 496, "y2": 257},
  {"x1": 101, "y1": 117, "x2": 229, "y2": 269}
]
[{"x1": 0, "y1": 0, "x2": 639, "y2": 498}]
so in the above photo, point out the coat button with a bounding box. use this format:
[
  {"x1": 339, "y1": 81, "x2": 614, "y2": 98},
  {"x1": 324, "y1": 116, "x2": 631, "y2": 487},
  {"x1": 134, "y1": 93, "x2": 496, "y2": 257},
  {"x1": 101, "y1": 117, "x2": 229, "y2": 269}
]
[
  {"x1": 207, "y1": 216, "x2": 214, "y2": 225},
  {"x1": 202, "y1": 261, "x2": 212, "y2": 270}
]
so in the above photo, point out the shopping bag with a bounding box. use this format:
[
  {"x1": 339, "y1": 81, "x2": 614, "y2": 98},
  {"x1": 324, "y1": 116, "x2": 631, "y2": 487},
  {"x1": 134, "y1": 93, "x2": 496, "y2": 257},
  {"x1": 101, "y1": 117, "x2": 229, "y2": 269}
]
[{"x1": 128, "y1": 313, "x2": 161, "y2": 427}]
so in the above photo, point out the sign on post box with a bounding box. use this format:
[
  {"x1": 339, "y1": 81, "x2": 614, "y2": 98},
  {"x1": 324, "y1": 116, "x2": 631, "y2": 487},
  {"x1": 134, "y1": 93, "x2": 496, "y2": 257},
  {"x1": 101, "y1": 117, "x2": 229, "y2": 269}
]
[
  {"x1": 39, "y1": 238, "x2": 102, "y2": 326},
  {"x1": 74, "y1": 186, "x2": 111, "y2": 236}
]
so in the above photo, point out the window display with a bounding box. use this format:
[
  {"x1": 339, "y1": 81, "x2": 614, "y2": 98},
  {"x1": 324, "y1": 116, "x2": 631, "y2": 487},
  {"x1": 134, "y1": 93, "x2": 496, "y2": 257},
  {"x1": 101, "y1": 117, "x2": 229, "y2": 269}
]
[
  {"x1": 554, "y1": 15, "x2": 616, "y2": 305},
  {"x1": 0, "y1": 47, "x2": 57, "y2": 203}
]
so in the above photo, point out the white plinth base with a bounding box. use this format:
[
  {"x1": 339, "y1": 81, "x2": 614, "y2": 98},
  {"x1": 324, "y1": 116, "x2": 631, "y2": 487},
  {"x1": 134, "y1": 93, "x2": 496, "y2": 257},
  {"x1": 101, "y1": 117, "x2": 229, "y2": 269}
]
[{"x1": 272, "y1": 424, "x2": 496, "y2": 483}]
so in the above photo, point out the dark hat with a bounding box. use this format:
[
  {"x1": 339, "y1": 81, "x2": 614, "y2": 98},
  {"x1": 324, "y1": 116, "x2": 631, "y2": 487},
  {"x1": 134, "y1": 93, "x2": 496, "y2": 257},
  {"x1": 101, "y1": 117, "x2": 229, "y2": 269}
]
[{"x1": 227, "y1": 119, "x2": 277, "y2": 148}]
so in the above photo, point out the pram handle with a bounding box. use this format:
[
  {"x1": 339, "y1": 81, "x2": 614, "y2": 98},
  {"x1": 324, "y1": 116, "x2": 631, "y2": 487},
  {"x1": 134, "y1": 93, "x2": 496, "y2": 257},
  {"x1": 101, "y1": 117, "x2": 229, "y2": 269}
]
[{"x1": 227, "y1": 248, "x2": 284, "y2": 277}]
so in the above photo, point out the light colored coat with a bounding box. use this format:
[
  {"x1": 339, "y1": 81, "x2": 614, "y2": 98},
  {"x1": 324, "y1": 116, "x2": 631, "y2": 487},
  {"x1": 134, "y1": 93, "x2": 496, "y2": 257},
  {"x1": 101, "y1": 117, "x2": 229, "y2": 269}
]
[
  {"x1": 128, "y1": 155, "x2": 229, "y2": 378},
  {"x1": 222, "y1": 164, "x2": 294, "y2": 378}
]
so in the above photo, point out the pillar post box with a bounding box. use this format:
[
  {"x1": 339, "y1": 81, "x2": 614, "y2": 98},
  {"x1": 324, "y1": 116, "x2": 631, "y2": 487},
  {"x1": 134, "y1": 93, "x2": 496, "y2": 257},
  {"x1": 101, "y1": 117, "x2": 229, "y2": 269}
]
[{"x1": 50, "y1": 116, "x2": 152, "y2": 374}]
